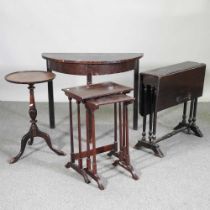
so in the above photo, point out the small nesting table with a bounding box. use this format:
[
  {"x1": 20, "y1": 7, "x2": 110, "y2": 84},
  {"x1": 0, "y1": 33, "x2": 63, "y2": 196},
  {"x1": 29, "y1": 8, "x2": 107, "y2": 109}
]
[
  {"x1": 5, "y1": 71, "x2": 65, "y2": 164},
  {"x1": 63, "y1": 82, "x2": 139, "y2": 190}
]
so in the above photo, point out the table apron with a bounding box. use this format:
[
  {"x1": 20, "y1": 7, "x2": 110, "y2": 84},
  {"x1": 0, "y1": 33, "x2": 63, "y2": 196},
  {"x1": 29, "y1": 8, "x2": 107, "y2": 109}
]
[{"x1": 48, "y1": 60, "x2": 136, "y2": 75}]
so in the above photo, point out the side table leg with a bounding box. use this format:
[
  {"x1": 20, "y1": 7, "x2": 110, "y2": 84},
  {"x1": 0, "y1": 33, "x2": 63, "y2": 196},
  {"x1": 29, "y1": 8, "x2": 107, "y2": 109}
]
[
  {"x1": 9, "y1": 132, "x2": 31, "y2": 164},
  {"x1": 48, "y1": 81, "x2": 55, "y2": 129},
  {"x1": 133, "y1": 59, "x2": 139, "y2": 130},
  {"x1": 47, "y1": 61, "x2": 55, "y2": 129},
  {"x1": 37, "y1": 128, "x2": 66, "y2": 156},
  {"x1": 28, "y1": 137, "x2": 34, "y2": 145}
]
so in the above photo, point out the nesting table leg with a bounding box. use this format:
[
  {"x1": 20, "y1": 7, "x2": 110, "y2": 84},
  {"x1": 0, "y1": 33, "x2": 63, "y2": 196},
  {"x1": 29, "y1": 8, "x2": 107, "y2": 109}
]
[
  {"x1": 65, "y1": 98, "x2": 90, "y2": 184},
  {"x1": 86, "y1": 110, "x2": 91, "y2": 170},
  {"x1": 77, "y1": 102, "x2": 83, "y2": 168},
  {"x1": 69, "y1": 98, "x2": 75, "y2": 163},
  {"x1": 84, "y1": 109, "x2": 105, "y2": 190},
  {"x1": 107, "y1": 103, "x2": 118, "y2": 157},
  {"x1": 113, "y1": 102, "x2": 139, "y2": 180}
]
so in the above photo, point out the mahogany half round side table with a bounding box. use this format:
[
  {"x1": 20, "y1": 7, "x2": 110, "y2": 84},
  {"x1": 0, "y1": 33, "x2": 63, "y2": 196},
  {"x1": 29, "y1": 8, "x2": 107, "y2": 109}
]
[
  {"x1": 42, "y1": 53, "x2": 144, "y2": 130},
  {"x1": 5, "y1": 71, "x2": 65, "y2": 164}
]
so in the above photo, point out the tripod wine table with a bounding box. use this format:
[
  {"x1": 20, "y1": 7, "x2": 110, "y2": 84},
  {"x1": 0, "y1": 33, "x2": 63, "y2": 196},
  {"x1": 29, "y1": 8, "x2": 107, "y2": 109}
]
[{"x1": 5, "y1": 71, "x2": 65, "y2": 164}]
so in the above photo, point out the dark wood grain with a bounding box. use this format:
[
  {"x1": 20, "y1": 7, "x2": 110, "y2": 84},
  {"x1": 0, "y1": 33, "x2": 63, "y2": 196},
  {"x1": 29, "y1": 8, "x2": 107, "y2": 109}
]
[
  {"x1": 43, "y1": 53, "x2": 143, "y2": 130},
  {"x1": 86, "y1": 94, "x2": 134, "y2": 109},
  {"x1": 135, "y1": 61, "x2": 206, "y2": 158},
  {"x1": 62, "y1": 82, "x2": 133, "y2": 102},
  {"x1": 42, "y1": 53, "x2": 143, "y2": 64},
  {"x1": 142, "y1": 61, "x2": 204, "y2": 77},
  {"x1": 64, "y1": 82, "x2": 138, "y2": 190},
  {"x1": 5, "y1": 74, "x2": 65, "y2": 164},
  {"x1": 5, "y1": 71, "x2": 55, "y2": 84},
  {"x1": 140, "y1": 61, "x2": 206, "y2": 113}
]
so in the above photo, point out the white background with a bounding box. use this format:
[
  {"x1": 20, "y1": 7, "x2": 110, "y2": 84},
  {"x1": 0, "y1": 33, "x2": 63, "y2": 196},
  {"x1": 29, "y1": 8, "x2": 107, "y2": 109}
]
[{"x1": 0, "y1": 0, "x2": 209, "y2": 102}]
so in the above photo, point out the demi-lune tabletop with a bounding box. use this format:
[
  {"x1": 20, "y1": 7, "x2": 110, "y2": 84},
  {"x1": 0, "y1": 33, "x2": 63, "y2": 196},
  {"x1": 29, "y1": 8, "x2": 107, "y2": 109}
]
[
  {"x1": 5, "y1": 71, "x2": 55, "y2": 84},
  {"x1": 42, "y1": 53, "x2": 144, "y2": 130},
  {"x1": 42, "y1": 53, "x2": 143, "y2": 75},
  {"x1": 42, "y1": 53, "x2": 143, "y2": 64}
]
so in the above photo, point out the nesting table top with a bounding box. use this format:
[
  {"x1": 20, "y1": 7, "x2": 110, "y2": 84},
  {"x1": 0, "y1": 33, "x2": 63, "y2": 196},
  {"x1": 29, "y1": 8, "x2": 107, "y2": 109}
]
[{"x1": 62, "y1": 82, "x2": 133, "y2": 101}]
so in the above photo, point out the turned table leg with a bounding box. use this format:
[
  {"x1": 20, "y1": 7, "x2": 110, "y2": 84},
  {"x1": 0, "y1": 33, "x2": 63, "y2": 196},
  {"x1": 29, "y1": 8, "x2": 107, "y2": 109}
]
[
  {"x1": 10, "y1": 84, "x2": 65, "y2": 164},
  {"x1": 189, "y1": 98, "x2": 203, "y2": 137},
  {"x1": 113, "y1": 102, "x2": 139, "y2": 180},
  {"x1": 84, "y1": 108, "x2": 105, "y2": 190},
  {"x1": 174, "y1": 102, "x2": 188, "y2": 130},
  {"x1": 133, "y1": 60, "x2": 139, "y2": 130},
  {"x1": 47, "y1": 61, "x2": 55, "y2": 129},
  {"x1": 65, "y1": 98, "x2": 90, "y2": 184}
]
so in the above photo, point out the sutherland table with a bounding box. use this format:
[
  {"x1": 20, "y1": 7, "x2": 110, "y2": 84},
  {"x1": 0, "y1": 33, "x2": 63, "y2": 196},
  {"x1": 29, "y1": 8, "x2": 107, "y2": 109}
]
[{"x1": 42, "y1": 53, "x2": 144, "y2": 130}]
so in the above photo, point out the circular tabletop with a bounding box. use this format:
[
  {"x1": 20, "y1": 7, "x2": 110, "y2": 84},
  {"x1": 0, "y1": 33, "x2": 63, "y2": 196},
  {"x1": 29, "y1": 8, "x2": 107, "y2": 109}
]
[
  {"x1": 42, "y1": 53, "x2": 143, "y2": 64},
  {"x1": 5, "y1": 71, "x2": 56, "y2": 84}
]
